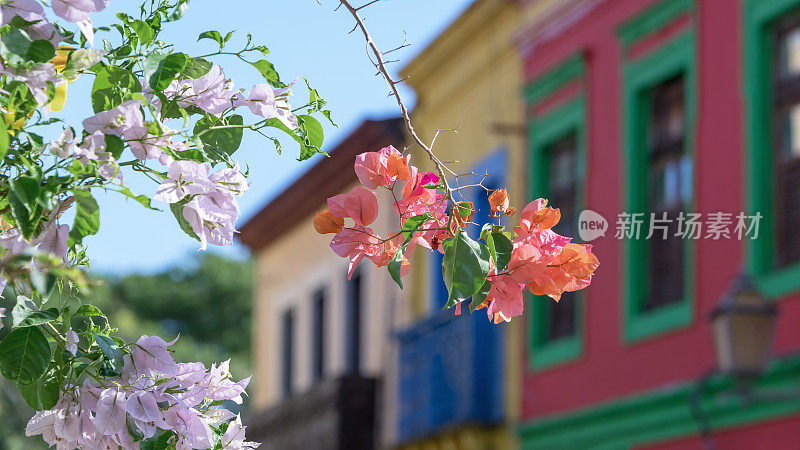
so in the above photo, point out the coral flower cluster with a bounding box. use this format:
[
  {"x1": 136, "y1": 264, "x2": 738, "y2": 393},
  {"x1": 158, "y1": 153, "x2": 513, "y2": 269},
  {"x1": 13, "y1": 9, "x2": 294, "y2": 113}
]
[{"x1": 316, "y1": 147, "x2": 599, "y2": 323}]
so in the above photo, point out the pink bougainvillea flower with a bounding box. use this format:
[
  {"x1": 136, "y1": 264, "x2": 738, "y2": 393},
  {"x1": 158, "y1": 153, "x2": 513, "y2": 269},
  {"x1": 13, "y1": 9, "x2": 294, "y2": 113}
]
[
  {"x1": 515, "y1": 198, "x2": 562, "y2": 234},
  {"x1": 507, "y1": 243, "x2": 546, "y2": 284},
  {"x1": 328, "y1": 186, "x2": 379, "y2": 227},
  {"x1": 354, "y1": 146, "x2": 411, "y2": 189},
  {"x1": 514, "y1": 227, "x2": 571, "y2": 260},
  {"x1": 354, "y1": 151, "x2": 386, "y2": 189},
  {"x1": 527, "y1": 243, "x2": 599, "y2": 301},
  {"x1": 314, "y1": 209, "x2": 344, "y2": 234},
  {"x1": 330, "y1": 225, "x2": 381, "y2": 279},
  {"x1": 402, "y1": 168, "x2": 440, "y2": 203},
  {"x1": 482, "y1": 275, "x2": 526, "y2": 324},
  {"x1": 367, "y1": 232, "x2": 414, "y2": 278}
]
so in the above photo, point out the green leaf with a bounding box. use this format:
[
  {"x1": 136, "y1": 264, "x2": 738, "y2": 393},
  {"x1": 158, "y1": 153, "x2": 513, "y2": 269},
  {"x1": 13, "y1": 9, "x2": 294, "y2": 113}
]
[
  {"x1": 19, "y1": 366, "x2": 60, "y2": 410},
  {"x1": 68, "y1": 190, "x2": 100, "y2": 246},
  {"x1": 8, "y1": 186, "x2": 40, "y2": 240},
  {"x1": 182, "y1": 58, "x2": 213, "y2": 79},
  {"x1": 402, "y1": 214, "x2": 432, "y2": 240},
  {"x1": 197, "y1": 30, "x2": 224, "y2": 47},
  {"x1": 0, "y1": 118, "x2": 8, "y2": 162},
  {"x1": 9, "y1": 177, "x2": 40, "y2": 212},
  {"x1": 389, "y1": 215, "x2": 431, "y2": 289},
  {"x1": 14, "y1": 308, "x2": 59, "y2": 328},
  {"x1": 91, "y1": 66, "x2": 142, "y2": 113},
  {"x1": 0, "y1": 29, "x2": 55, "y2": 67},
  {"x1": 491, "y1": 233, "x2": 513, "y2": 272},
  {"x1": 299, "y1": 115, "x2": 324, "y2": 149},
  {"x1": 456, "y1": 201, "x2": 473, "y2": 217},
  {"x1": 482, "y1": 228, "x2": 513, "y2": 273},
  {"x1": 118, "y1": 186, "x2": 157, "y2": 210},
  {"x1": 105, "y1": 135, "x2": 125, "y2": 160},
  {"x1": 251, "y1": 60, "x2": 284, "y2": 87},
  {"x1": 441, "y1": 230, "x2": 491, "y2": 309},
  {"x1": 170, "y1": 202, "x2": 199, "y2": 241},
  {"x1": 140, "y1": 430, "x2": 176, "y2": 450},
  {"x1": 0, "y1": 326, "x2": 52, "y2": 386},
  {"x1": 131, "y1": 20, "x2": 154, "y2": 45},
  {"x1": 127, "y1": 415, "x2": 145, "y2": 442},
  {"x1": 143, "y1": 52, "x2": 187, "y2": 91},
  {"x1": 470, "y1": 279, "x2": 492, "y2": 312},
  {"x1": 94, "y1": 333, "x2": 123, "y2": 368},
  {"x1": 74, "y1": 304, "x2": 105, "y2": 317},
  {"x1": 194, "y1": 114, "x2": 244, "y2": 156}
]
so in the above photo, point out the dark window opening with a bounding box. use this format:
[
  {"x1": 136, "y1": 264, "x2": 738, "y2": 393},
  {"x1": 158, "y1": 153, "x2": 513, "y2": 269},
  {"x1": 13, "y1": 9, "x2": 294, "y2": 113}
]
[
  {"x1": 345, "y1": 271, "x2": 362, "y2": 374},
  {"x1": 773, "y1": 16, "x2": 800, "y2": 267},
  {"x1": 281, "y1": 308, "x2": 294, "y2": 398},
  {"x1": 544, "y1": 133, "x2": 578, "y2": 341},
  {"x1": 312, "y1": 288, "x2": 326, "y2": 383},
  {"x1": 644, "y1": 75, "x2": 690, "y2": 311}
]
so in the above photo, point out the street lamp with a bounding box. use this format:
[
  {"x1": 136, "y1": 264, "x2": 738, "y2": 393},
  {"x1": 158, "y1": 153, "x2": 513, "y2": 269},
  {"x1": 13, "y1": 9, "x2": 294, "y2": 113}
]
[{"x1": 709, "y1": 274, "x2": 777, "y2": 377}]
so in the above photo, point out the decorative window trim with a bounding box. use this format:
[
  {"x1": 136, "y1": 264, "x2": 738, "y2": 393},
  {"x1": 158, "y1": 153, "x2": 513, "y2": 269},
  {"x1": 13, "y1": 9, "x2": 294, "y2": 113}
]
[
  {"x1": 620, "y1": 12, "x2": 697, "y2": 344},
  {"x1": 526, "y1": 54, "x2": 587, "y2": 371},
  {"x1": 744, "y1": 0, "x2": 800, "y2": 299},
  {"x1": 617, "y1": 0, "x2": 693, "y2": 51}
]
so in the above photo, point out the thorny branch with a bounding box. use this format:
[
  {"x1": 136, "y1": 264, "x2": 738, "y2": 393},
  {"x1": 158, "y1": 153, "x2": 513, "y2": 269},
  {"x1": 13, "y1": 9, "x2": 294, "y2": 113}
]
[{"x1": 335, "y1": 0, "x2": 460, "y2": 207}]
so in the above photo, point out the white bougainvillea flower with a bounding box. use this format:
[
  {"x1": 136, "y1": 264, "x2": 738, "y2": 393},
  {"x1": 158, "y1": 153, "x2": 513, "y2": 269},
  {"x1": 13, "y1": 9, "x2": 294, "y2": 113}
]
[
  {"x1": 154, "y1": 160, "x2": 214, "y2": 204},
  {"x1": 83, "y1": 100, "x2": 146, "y2": 138},
  {"x1": 0, "y1": 307, "x2": 5, "y2": 330},
  {"x1": 51, "y1": 0, "x2": 110, "y2": 44},
  {"x1": 52, "y1": 0, "x2": 110, "y2": 23},
  {"x1": 246, "y1": 83, "x2": 298, "y2": 130},
  {"x1": 50, "y1": 127, "x2": 76, "y2": 158},
  {"x1": 64, "y1": 330, "x2": 79, "y2": 356},
  {"x1": 92, "y1": 388, "x2": 127, "y2": 436},
  {"x1": 37, "y1": 223, "x2": 69, "y2": 262},
  {"x1": 1, "y1": 0, "x2": 63, "y2": 46},
  {"x1": 182, "y1": 194, "x2": 238, "y2": 250}
]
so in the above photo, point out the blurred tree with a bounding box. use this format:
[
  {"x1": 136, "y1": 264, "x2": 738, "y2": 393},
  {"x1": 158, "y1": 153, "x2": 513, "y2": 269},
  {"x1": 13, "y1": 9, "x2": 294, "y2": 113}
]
[{"x1": 0, "y1": 253, "x2": 254, "y2": 447}]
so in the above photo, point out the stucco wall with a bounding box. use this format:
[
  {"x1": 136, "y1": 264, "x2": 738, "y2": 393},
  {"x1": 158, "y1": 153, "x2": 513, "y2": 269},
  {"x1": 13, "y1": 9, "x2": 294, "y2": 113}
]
[{"x1": 250, "y1": 186, "x2": 409, "y2": 424}]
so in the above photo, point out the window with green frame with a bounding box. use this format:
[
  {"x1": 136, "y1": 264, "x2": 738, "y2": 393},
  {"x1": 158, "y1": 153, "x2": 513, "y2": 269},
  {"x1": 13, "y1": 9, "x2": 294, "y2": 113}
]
[
  {"x1": 745, "y1": 0, "x2": 800, "y2": 299},
  {"x1": 620, "y1": 13, "x2": 697, "y2": 343},
  {"x1": 527, "y1": 92, "x2": 586, "y2": 370}
]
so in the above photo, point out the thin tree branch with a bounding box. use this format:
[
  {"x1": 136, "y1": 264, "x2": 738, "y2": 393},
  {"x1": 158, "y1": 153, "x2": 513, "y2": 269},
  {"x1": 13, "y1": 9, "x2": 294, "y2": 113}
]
[{"x1": 336, "y1": 0, "x2": 459, "y2": 206}]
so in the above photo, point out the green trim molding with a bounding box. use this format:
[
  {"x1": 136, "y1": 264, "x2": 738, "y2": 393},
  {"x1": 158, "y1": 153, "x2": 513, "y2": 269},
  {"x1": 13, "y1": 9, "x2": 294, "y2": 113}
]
[
  {"x1": 621, "y1": 24, "x2": 697, "y2": 343},
  {"x1": 616, "y1": 0, "x2": 693, "y2": 51},
  {"x1": 518, "y1": 354, "x2": 800, "y2": 449},
  {"x1": 744, "y1": 0, "x2": 800, "y2": 299},
  {"x1": 527, "y1": 60, "x2": 587, "y2": 370},
  {"x1": 524, "y1": 53, "x2": 584, "y2": 107}
]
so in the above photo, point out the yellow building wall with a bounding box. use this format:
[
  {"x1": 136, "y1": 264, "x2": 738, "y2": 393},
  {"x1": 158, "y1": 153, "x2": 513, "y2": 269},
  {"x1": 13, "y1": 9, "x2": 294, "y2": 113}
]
[
  {"x1": 400, "y1": 0, "x2": 560, "y2": 444},
  {"x1": 251, "y1": 187, "x2": 411, "y2": 444}
]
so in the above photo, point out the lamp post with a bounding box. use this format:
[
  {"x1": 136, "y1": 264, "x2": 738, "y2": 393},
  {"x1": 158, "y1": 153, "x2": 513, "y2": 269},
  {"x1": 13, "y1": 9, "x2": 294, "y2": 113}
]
[{"x1": 709, "y1": 274, "x2": 777, "y2": 377}]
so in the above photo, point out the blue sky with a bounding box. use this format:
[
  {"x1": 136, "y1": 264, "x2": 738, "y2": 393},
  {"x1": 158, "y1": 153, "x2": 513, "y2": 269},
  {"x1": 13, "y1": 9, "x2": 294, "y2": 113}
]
[{"x1": 62, "y1": 0, "x2": 474, "y2": 274}]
